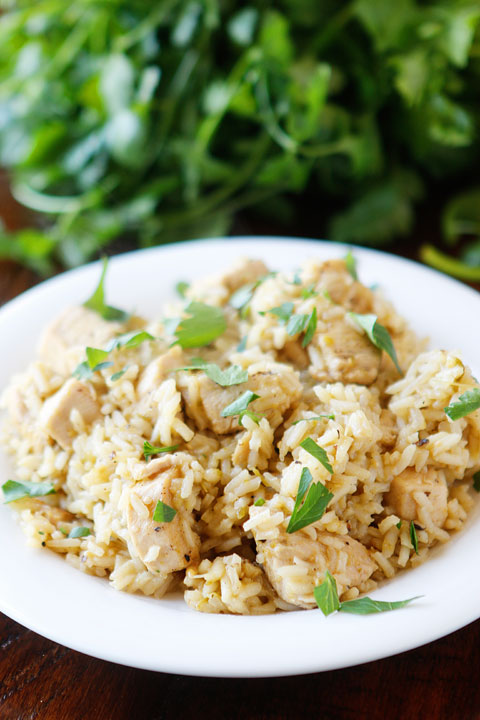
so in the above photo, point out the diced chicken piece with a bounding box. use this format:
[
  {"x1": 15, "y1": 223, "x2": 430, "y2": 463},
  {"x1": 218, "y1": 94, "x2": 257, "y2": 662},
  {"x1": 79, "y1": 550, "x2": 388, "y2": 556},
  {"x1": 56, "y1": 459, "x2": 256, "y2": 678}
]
[
  {"x1": 178, "y1": 366, "x2": 302, "y2": 434},
  {"x1": 221, "y1": 258, "x2": 268, "y2": 294},
  {"x1": 315, "y1": 260, "x2": 374, "y2": 313},
  {"x1": 30, "y1": 500, "x2": 75, "y2": 525},
  {"x1": 126, "y1": 465, "x2": 200, "y2": 574},
  {"x1": 39, "y1": 378, "x2": 100, "y2": 449},
  {"x1": 255, "y1": 528, "x2": 376, "y2": 608},
  {"x1": 386, "y1": 468, "x2": 448, "y2": 527},
  {"x1": 138, "y1": 346, "x2": 185, "y2": 397},
  {"x1": 309, "y1": 317, "x2": 381, "y2": 385},
  {"x1": 279, "y1": 341, "x2": 309, "y2": 370},
  {"x1": 37, "y1": 306, "x2": 122, "y2": 374}
]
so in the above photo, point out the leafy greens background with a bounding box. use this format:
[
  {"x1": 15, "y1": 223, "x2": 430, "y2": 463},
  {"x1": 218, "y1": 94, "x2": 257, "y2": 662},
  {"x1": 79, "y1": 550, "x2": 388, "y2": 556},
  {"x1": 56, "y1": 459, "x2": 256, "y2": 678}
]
[{"x1": 0, "y1": 0, "x2": 479, "y2": 274}]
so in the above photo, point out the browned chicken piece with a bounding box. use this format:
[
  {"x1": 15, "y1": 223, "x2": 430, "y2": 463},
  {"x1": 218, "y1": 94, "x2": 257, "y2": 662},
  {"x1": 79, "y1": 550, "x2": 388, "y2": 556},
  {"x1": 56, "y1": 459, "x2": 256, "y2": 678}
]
[
  {"x1": 39, "y1": 378, "x2": 100, "y2": 450},
  {"x1": 29, "y1": 501, "x2": 75, "y2": 525},
  {"x1": 221, "y1": 258, "x2": 268, "y2": 294},
  {"x1": 309, "y1": 317, "x2": 381, "y2": 385},
  {"x1": 126, "y1": 464, "x2": 200, "y2": 574},
  {"x1": 255, "y1": 528, "x2": 376, "y2": 608},
  {"x1": 178, "y1": 367, "x2": 302, "y2": 434},
  {"x1": 315, "y1": 260, "x2": 374, "y2": 313},
  {"x1": 138, "y1": 346, "x2": 186, "y2": 397},
  {"x1": 385, "y1": 468, "x2": 448, "y2": 527},
  {"x1": 37, "y1": 305, "x2": 122, "y2": 374},
  {"x1": 279, "y1": 341, "x2": 310, "y2": 370}
]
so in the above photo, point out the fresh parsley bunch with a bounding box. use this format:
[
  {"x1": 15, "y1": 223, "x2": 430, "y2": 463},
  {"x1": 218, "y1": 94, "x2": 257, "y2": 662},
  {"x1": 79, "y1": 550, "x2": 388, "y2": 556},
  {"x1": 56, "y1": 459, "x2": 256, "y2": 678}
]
[{"x1": 0, "y1": 1, "x2": 479, "y2": 275}]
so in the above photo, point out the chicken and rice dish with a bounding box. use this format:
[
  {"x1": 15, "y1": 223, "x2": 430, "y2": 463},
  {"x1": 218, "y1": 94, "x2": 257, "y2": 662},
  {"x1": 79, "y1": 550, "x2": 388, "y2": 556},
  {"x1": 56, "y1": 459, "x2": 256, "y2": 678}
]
[{"x1": 1, "y1": 255, "x2": 479, "y2": 615}]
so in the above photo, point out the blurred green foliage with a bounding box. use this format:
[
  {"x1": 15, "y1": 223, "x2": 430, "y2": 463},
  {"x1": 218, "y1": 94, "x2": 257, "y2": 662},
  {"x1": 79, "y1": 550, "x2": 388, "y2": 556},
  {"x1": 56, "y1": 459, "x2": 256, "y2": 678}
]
[{"x1": 0, "y1": 0, "x2": 479, "y2": 274}]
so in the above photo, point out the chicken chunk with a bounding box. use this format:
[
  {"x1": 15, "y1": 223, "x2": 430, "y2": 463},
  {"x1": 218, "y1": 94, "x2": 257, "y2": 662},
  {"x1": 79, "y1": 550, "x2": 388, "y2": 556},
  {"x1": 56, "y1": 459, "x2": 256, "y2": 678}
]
[
  {"x1": 255, "y1": 527, "x2": 376, "y2": 608},
  {"x1": 178, "y1": 366, "x2": 302, "y2": 434},
  {"x1": 37, "y1": 306, "x2": 122, "y2": 374},
  {"x1": 221, "y1": 258, "x2": 268, "y2": 294},
  {"x1": 126, "y1": 465, "x2": 200, "y2": 574},
  {"x1": 39, "y1": 378, "x2": 100, "y2": 449},
  {"x1": 315, "y1": 260, "x2": 374, "y2": 313},
  {"x1": 386, "y1": 468, "x2": 448, "y2": 527},
  {"x1": 138, "y1": 346, "x2": 185, "y2": 397},
  {"x1": 309, "y1": 316, "x2": 381, "y2": 385}
]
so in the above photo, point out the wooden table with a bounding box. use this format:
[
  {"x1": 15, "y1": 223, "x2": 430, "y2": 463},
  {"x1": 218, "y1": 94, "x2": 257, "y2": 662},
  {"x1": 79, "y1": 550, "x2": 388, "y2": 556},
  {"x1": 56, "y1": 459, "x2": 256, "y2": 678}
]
[{"x1": 1, "y1": 184, "x2": 480, "y2": 718}]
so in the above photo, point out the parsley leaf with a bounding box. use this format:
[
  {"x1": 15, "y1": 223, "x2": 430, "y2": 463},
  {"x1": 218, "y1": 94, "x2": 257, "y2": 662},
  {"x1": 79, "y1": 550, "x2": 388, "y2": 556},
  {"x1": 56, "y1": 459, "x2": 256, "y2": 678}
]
[
  {"x1": 107, "y1": 330, "x2": 155, "y2": 351},
  {"x1": 86, "y1": 346, "x2": 110, "y2": 368},
  {"x1": 396, "y1": 520, "x2": 402, "y2": 529},
  {"x1": 173, "y1": 301, "x2": 226, "y2": 348},
  {"x1": 313, "y1": 570, "x2": 340, "y2": 616},
  {"x1": 178, "y1": 357, "x2": 248, "y2": 387},
  {"x1": 153, "y1": 500, "x2": 177, "y2": 523},
  {"x1": 410, "y1": 521, "x2": 419, "y2": 554},
  {"x1": 2, "y1": 479, "x2": 55, "y2": 503},
  {"x1": 254, "y1": 498, "x2": 266, "y2": 507},
  {"x1": 237, "y1": 336, "x2": 247, "y2": 352},
  {"x1": 300, "y1": 284, "x2": 318, "y2": 299},
  {"x1": 302, "y1": 307, "x2": 317, "y2": 347},
  {"x1": 339, "y1": 595, "x2": 421, "y2": 615},
  {"x1": 300, "y1": 437, "x2": 333, "y2": 474},
  {"x1": 348, "y1": 312, "x2": 402, "y2": 375},
  {"x1": 286, "y1": 313, "x2": 308, "y2": 336},
  {"x1": 221, "y1": 390, "x2": 260, "y2": 422},
  {"x1": 444, "y1": 388, "x2": 480, "y2": 420},
  {"x1": 261, "y1": 302, "x2": 294, "y2": 324},
  {"x1": 473, "y1": 471, "x2": 480, "y2": 492},
  {"x1": 291, "y1": 414, "x2": 334, "y2": 425},
  {"x1": 286, "y1": 467, "x2": 333, "y2": 533},
  {"x1": 144, "y1": 441, "x2": 179, "y2": 461},
  {"x1": 314, "y1": 570, "x2": 421, "y2": 616},
  {"x1": 68, "y1": 526, "x2": 91, "y2": 539},
  {"x1": 230, "y1": 282, "x2": 258, "y2": 310},
  {"x1": 111, "y1": 367, "x2": 129, "y2": 381},
  {"x1": 344, "y1": 250, "x2": 358, "y2": 280},
  {"x1": 84, "y1": 257, "x2": 129, "y2": 322},
  {"x1": 175, "y1": 281, "x2": 189, "y2": 298}
]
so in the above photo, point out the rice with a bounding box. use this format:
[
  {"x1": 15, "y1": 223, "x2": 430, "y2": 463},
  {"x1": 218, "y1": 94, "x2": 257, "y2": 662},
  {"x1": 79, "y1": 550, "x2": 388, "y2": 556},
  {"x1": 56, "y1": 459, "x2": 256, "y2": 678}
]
[{"x1": 1, "y1": 255, "x2": 479, "y2": 614}]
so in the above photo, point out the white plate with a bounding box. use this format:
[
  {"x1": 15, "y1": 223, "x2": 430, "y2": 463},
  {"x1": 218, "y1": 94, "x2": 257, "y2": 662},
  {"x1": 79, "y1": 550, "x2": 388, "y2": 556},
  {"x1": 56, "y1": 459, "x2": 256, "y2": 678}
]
[{"x1": 1, "y1": 237, "x2": 479, "y2": 678}]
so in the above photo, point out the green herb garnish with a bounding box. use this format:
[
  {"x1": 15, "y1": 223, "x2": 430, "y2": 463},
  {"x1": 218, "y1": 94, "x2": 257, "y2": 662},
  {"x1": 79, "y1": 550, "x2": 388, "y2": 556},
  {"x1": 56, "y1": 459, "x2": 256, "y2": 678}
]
[
  {"x1": 175, "y1": 281, "x2": 189, "y2": 298},
  {"x1": 300, "y1": 284, "x2": 318, "y2": 299},
  {"x1": 314, "y1": 570, "x2": 421, "y2": 616},
  {"x1": 144, "y1": 441, "x2": 179, "y2": 461},
  {"x1": 348, "y1": 312, "x2": 402, "y2": 375},
  {"x1": 344, "y1": 250, "x2": 358, "y2": 281},
  {"x1": 237, "y1": 336, "x2": 247, "y2": 352},
  {"x1": 110, "y1": 367, "x2": 129, "y2": 381},
  {"x1": 302, "y1": 307, "x2": 317, "y2": 347},
  {"x1": 254, "y1": 498, "x2": 266, "y2": 507},
  {"x1": 230, "y1": 282, "x2": 258, "y2": 311},
  {"x1": 153, "y1": 500, "x2": 177, "y2": 523},
  {"x1": 286, "y1": 467, "x2": 333, "y2": 533},
  {"x1": 84, "y1": 257, "x2": 129, "y2": 322},
  {"x1": 2, "y1": 479, "x2": 56, "y2": 503},
  {"x1": 86, "y1": 347, "x2": 110, "y2": 368},
  {"x1": 107, "y1": 330, "x2": 155, "y2": 351},
  {"x1": 396, "y1": 520, "x2": 402, "y2": 529},
  {"x1": 444, "y1": 388, "x2": 480, "y2": 421},
  {"x1": 299, "y1": 437, "x2": 333, "y2": 474},
  {"x1": 410, "y1": 521, "x2": 419, "y2": 554},
  {"x1": 178, "y1": 357, "x2": 248, "y2": 387},
  {"x1": 221, "y1": 390, "x2": 260, "y2": 427},
  {"x1": 286, "y1": 313, "x2": 309, "y2": 337},
  {"x1": 68, "y1": 526, "x2": 91, "y2": 539},
  {"x1": 473, "y1": 471, "x2": 480, "y2": 493},
  {"x1": 261, "y1": 302, "x2": 294, "y2": 325},
  {"x1": 292, "y1": 414, "x2": 334, "y2": 425},
  {"x1": 173, "y1": 301, "x2": 226, "y2": 348}
]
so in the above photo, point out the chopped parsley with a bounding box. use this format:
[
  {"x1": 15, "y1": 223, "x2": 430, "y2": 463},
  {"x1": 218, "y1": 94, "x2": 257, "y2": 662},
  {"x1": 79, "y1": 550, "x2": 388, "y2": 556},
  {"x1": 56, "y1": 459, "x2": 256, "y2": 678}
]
[
  {"x1": 260, "y1": 301, "x2": 294, "y2": 325},
  {"x1": 396, "y1": 520, "x2": 402, "y2": 529},
  {"x1": 86, "y1": 347, "x2": 110, "y2": 368},
  {"x1": 107, "y1": 330, "x2": 155, "y2": 351},
  {"x1": 254, "y1": 498, "x2": 266, "y2": 507},
  {"x1": 144, "y1": 441, "x2": 179, "y2": 461},
  {"x1": 178, "y1": 358, "x2": 248, "y2": 387},
  {"x1": 302, "y1": 307, "x2": 317, "y2": 347},
  {"x1": 292, "y1": 414, "x2": 334, "y2": 425},
  {"x1": 444, "y1": 388, "x2": 480, "y2": 421},
  {"x1": 68, "y1": 526, "x2": 91, "y2": 539},
  {"x1": 286, "y1": 468, "x2": 333, "y2": 534},
  {"x1": 300, "y1": 284, "x2": 318, "y2": 299},
  {"x1": 286, "y1": 313, "x2": 309, "y2": 337},
  {"x1": 221, "y1": 390, "x2": 260, "y2": 420},
  {"x1": 300, "y1": 437, "x2": 333, "y2": 474},
  {"x1": 410, "y1": 521, "x2": 419, "y2": 554},
  {"x1": 314, "y1": 570, "x2": 421, "y2": 616},
  {"x1": 110, "y1": 367, "x2": 129, "y2": 381},
  {"x1": 175, "y1": 281, "x2": 189, "y2": 298},
  {"x1": 173, "y1": 301, "x2": 226, "y2": 348},
  {"x1": 348, "y1": 312, "x2": 402, "y2": 375},
  {"x1": 153, "y1": 500, "x2": 177, "y2": 523},
  {"x1": 473, "y1": 471, "x2": 480, "y2": 493},
  {"x1": 230, "y1": 281, "x2": 258, "y2": 311},
  {"x1": 344, "y1": 250, "x2": 358, "y2": 281},
  {"x1": 83, "y1": 257, "x2": 129, "y2": 322},
  {"x1": 2, "y1": 479, "x2": 56, "y2": 503},
  {"x1": 237, "y1": 336, "x2": 247, "y2": 352}
]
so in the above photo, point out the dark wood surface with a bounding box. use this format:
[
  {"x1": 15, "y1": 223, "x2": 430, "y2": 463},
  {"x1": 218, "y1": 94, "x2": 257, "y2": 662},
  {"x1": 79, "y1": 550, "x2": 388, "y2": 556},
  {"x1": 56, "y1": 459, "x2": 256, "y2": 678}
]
[{"x1": 1, "y1": 180, "x2": 480, "y2": 719}]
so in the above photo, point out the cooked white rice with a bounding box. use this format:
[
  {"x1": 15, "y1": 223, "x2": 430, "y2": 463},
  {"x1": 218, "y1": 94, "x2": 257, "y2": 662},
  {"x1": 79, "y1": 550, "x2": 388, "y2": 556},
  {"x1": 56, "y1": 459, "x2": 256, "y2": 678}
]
[{"x1": 1, "y1": 255, "x2": 479, "y2": 614}]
